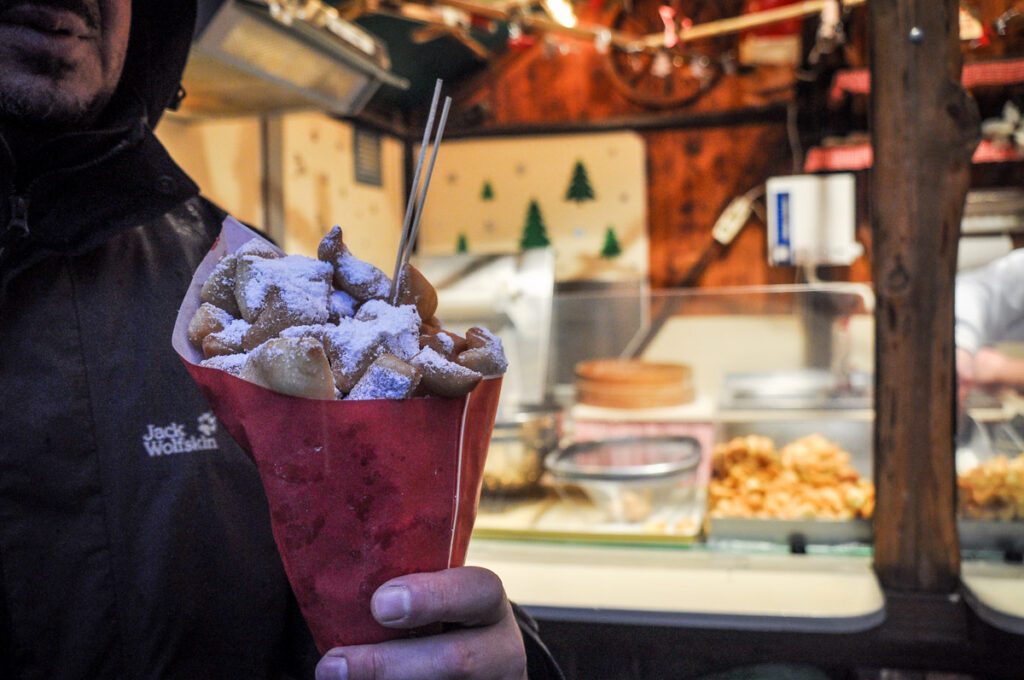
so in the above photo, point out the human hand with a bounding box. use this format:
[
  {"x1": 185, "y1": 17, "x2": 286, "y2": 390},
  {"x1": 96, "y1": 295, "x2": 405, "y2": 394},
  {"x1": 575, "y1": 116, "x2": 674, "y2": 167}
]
[
  {"x1": 973, "y1": 348, "x2": 1011, "y2": 388},
  {"x1": 957, "y1": 348, "x2": 976, "y2": 405},
  {"x1": 315, "y1": 567, "x2": 527, "y2": 680}
]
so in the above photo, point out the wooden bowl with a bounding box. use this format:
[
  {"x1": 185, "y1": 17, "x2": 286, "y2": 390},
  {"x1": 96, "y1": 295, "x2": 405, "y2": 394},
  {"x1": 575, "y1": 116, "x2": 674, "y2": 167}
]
[{"x1": 574, "y1": 359, "x2": 694, "y2": 409}]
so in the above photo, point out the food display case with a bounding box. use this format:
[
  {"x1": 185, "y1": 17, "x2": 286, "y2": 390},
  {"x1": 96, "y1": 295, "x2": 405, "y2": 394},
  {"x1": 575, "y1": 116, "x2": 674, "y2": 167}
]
[
  {"x1": 469, "y1": 282, "x2": 879, "y2": 550},
  {"x1": 957, "y1": 391, "x2": 1024, "y2": 554}
]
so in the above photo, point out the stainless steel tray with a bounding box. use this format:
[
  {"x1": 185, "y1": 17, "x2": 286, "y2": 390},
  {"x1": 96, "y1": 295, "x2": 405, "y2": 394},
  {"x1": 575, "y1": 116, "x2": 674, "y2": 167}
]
[
  {"x1": 708, "y1": 517, "x2": 872, "y2": 546},
  {"x1": 720, "y1": 370, "x2": 873, "y2": 411},
  {"x1": 959, "y1": 519, "x2": 1024, "y2": 553}
]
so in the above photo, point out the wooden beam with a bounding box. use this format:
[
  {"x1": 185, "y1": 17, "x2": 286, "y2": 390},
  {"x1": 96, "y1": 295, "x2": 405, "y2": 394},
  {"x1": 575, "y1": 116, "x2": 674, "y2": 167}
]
[
  {"x1": 442, "y1": 102, "x2": 789, "y2": 140},
  {"x1": 870, "y1": 0, "x2": 980, "y2": 591}
]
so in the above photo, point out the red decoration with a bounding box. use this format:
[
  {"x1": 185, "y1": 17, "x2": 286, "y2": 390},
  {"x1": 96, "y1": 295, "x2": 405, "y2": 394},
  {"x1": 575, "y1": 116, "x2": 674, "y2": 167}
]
[
  {"x1": 659, "y1": 5, "x2": 678, "y2": 48},
  {"x1": 469, "y1": 15, "x2": 495, "y2": 31},
  {"x1": 830, "y1": 58, "x2": 1024, "y2": 102},
  {"x1": 507, "y1": 33, "x2": 537, "y2": 50},
  {"x1": 804, "y1": 139, "x2": 1024, "y2": 173},
  {"x1": 742, "y1": 0, "x2": 802, "y2": 38}
]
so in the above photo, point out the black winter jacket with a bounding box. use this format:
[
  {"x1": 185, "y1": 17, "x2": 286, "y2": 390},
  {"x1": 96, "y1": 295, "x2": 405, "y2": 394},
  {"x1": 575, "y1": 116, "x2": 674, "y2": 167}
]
[{"x1": 0, "y1": 1, "x2": 562, "y2": 678}]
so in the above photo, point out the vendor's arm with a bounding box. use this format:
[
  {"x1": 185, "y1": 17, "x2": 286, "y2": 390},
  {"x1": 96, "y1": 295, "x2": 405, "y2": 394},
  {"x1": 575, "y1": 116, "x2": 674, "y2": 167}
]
[
  {"x1": 316, "y1": 567, "x2": 533, "y2": 680},
  {"x1": 955, "y1": 249, "x2": 1024, "y2": 354},
  {"x1": 972, "y1": 347, "x2": 1024, "y2": 390}
]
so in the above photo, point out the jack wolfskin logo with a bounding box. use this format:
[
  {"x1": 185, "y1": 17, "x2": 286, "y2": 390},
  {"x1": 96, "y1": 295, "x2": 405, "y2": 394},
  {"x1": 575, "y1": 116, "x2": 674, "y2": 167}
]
[
  {"x1": 142, "y1": 411, "x2": 220, "y2": 457},
  {"x1": 197, "y1": 412, "x2": 218, "y2": 437}
]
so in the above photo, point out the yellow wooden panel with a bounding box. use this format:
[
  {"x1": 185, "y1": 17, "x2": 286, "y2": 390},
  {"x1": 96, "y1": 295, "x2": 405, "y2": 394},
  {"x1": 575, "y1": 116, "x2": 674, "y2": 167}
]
[
  {"x1": 416, "y1": 131, "x2": 648, "y2": 282},
  {"x1": 157, "y1": 115, "x2": 264, "y2": 229},
  {"x1": 275, "y1": 112, "x2": 403, "y2": 271}
]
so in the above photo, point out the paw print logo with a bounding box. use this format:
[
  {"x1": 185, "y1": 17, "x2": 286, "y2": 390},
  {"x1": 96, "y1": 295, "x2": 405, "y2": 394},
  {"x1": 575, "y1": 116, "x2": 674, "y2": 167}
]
[{"x1": 197, "y1": 412, "x2": 218, "y2": 437}]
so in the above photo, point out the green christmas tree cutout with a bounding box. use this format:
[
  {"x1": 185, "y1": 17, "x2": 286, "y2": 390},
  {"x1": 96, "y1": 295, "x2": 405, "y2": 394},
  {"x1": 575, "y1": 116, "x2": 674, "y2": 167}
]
[
  {"x1": 565, "y1": 160, "x2": 596, "y2": 204},
  {"x1": 456, "y1": 233, "x2": 469, "y2": 253},
  {"x1": 520, "y1": 200, "x2": 551, "y2": 250},
  {"x1": 600, "y1": 226, "x2": 622, "y2": 258},
  {"x1": 481, "y1": 180, "x2": 494, "y2": 201}
]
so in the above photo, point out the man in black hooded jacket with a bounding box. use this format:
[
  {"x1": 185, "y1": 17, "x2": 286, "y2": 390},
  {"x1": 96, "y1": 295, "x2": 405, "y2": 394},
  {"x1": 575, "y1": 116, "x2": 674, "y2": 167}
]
[{"x1": 0, "y1": 1, "x2": 562, "y2": 678}]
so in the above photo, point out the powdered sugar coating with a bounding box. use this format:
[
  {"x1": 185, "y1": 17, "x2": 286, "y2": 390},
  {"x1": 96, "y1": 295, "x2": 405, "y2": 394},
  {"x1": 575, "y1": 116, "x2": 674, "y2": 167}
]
[
  {"x1": 467, "y1": 328, "x2": 508, "y2": 374},
  {"x1": 188, "y1": 303, "x2": 234, "y2": 344},
  {"x1": 283, "y1": 321, "x2": 375, "y2": 380},
  {"x1": 354, "y1": 300, "x2": 421, "y2": 360},
  {"x1": 335, "y1": 251, "x2": 391, "y2": 300},
  {"x1": 236, "y1": 238, "x2": 280, "y2": 258},
  {"x1": 411, "y1": 346, "x2": 482, "y2": 397},
  {"x1": 454, "y1": 327, "x2": 508, "y2": 378},
  {"x1": 329, "y1": 290, "x2": 358, "y2": 320},
  {"x1": 200, "y1": 353, "x2": 248, "y2": 376},
  {"x1": 199, "y1": 255, "x2": 241, "y2": 317},
  {"x1": 469, "y1": 326, "x2": 501, "y2": 346},
  {"x1": 210, "y1": 318, "x2": 251, "y2": 346},
  {"x1": 412, "y1": 347, "x2": 479, "y2": 380},
  {"x1": 434, "y1": 333, "x2": 455, "y2": 355},
  {"x1": 279, "y1": 324, "x2": 332, "y2": 343},
  {"x1": 347, "y1": 360, "x2": 418, "y2": 401},
  {"x1": 238, "y1": 255, "x2": 332, "y2": 324}
]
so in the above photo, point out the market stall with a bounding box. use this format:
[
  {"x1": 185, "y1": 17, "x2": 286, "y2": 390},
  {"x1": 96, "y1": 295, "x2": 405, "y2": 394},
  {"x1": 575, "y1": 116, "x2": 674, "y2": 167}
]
[{"x1": 154, "y1": 0, "x2": 1024, "y2": 676}]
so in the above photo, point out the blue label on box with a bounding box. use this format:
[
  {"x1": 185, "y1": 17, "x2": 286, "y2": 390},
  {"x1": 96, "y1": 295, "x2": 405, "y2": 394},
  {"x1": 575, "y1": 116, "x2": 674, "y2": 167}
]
[{"x1": 775, "y1": 191, "x2": 791, "y2": 249}]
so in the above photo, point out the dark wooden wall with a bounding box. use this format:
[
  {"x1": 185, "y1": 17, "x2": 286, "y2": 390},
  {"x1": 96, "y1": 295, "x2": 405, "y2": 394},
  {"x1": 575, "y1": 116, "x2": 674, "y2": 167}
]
[
  {"x1": 440, "y1": 1, "x2": 885, "y2": 289},
  {"x1": 445, "y1": 10, "x2": 828, "y2": 289},
  {"x1": 646, "y1": 124, "x2": 795, "y2": 289},
  {"x1": 440, "y1": 0, "x2": 1024, "y2": 289}
]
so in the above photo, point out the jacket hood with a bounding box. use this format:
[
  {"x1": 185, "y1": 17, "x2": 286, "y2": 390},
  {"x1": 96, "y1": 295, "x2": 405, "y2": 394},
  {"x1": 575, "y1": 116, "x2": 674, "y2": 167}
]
[{"x1": 115, "y1": 0, "x2": 197, "y2": 128}]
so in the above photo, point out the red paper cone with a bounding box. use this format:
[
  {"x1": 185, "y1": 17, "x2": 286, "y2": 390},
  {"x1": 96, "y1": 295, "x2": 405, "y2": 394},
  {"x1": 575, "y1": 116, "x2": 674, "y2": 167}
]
[{"x1": 173, "y1": 219, "x2": 502, "y2": 652}]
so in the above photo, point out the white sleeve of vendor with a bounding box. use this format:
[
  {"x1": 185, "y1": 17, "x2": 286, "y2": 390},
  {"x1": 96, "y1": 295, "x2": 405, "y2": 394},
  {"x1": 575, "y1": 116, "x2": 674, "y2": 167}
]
[{"x1": 955, "y1": 248, "x2": 1024, "y2": 354}]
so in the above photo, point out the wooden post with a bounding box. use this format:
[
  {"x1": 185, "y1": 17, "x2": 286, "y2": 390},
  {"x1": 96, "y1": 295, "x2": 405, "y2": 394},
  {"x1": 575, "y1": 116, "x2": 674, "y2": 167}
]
[{"x1": 870, "y1": 0, "x2": 980, "y2": 591}]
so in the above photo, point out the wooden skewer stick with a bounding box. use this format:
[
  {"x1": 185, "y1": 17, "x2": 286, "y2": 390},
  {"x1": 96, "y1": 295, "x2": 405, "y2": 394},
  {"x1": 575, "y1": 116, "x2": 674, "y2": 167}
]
[
  {"x1": 400, "y1": 97, "x2": 453, "y2": 281},
  {"x1": 390, "y1": 79, "x2": 443, "y2": 303}
]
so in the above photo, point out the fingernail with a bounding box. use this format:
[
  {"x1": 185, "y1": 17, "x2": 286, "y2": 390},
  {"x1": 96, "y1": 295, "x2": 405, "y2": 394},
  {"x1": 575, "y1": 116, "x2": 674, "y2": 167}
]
[
  {"x1": 373, "y1": 585, "x2": 411, "y2": 623},
  {"x1": 319, "y1": 656, "x2": 348, "y2": 680}
]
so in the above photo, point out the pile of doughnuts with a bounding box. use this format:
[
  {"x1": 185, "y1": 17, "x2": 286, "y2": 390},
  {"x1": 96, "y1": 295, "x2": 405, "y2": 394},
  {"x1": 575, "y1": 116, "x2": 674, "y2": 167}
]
[
  {"x1": 958, "y1": 453, "x2": 1024, "y2": 521},
  {"x1": 709, "y1": 435, "x2": 875, "y2": 520},
  {"x1": 187, "y1": 227, "x2": 507, "y2": 400}
]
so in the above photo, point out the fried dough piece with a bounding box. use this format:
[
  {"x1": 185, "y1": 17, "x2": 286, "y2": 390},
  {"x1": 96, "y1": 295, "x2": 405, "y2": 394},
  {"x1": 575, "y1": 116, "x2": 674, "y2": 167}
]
[
  {"x1": 200, "y1": 255, "x2": 241, "y2": 318},
  {"x1": 282, "y1": 323, "x2": 384, "y2": 393},
  {"x1": 396, "y1": 264, "x2": 438, "y2": 322},
  {"x1": 188, "y1": 303, "x2": 233, "y2": 345},
  {"x1": 333, "y1": 251, "x2": 391, "y2": 302},
  {"x1": 242, "y1": 289, "x2": 310, "y2": 351},
  {"x1": 234, "y1": 257, "x2": 265, "y2": 323},
  {"x1": 466, "y1": 326, "x2": 497, "y2": 350},
  {"x1": 421, "y1": 316, "x2": 443, "y2": 334},
  {"x1": 347, "y1": 354, "x2": 422, "y2": 401},
  {"x1": 210, "y1": 239, "x2": 282, "y2": 320},
  {"x1": 240, "y1": 337, "x2": 335, "y2": 400},
  {"x1": 203, "y1": 319, "x2": 251, "y2": 358},
  {"x1": 317, "y1": 225, "x2": 346, "y2": 264},
  {"x1": 236, "y1": 238, "x2": 282, "y2": 259},
  {"x1": 456, "y1": 327, "x2": 508, "y2": 377},
  {"x1": 411, "y1": 347, "x2": 482, "y2": 398},
  {"x1": 328, "y1": 290, "x2": 358, "y2": 322},
  {"x1": 317, "y1": 226, "x2": 392, "y2": 302},
  {"x1": 200, "y1": 353, "x2": 248, "y2": 376},
  {"x1": 234, "y1": 254, "x2": 332, "y2": 324},
  {"x1": 419, "y1": 331, "x2": 467, "y2": 361},
  {"x1": 353, "y1": 300, "x2": 421, "y2": 359}
]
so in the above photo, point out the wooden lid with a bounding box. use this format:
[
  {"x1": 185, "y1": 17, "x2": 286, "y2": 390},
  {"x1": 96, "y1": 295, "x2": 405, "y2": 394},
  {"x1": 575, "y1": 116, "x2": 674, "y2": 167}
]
[{"x1": 575, "y1": 360, "x2": 694, "y2": 409}]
